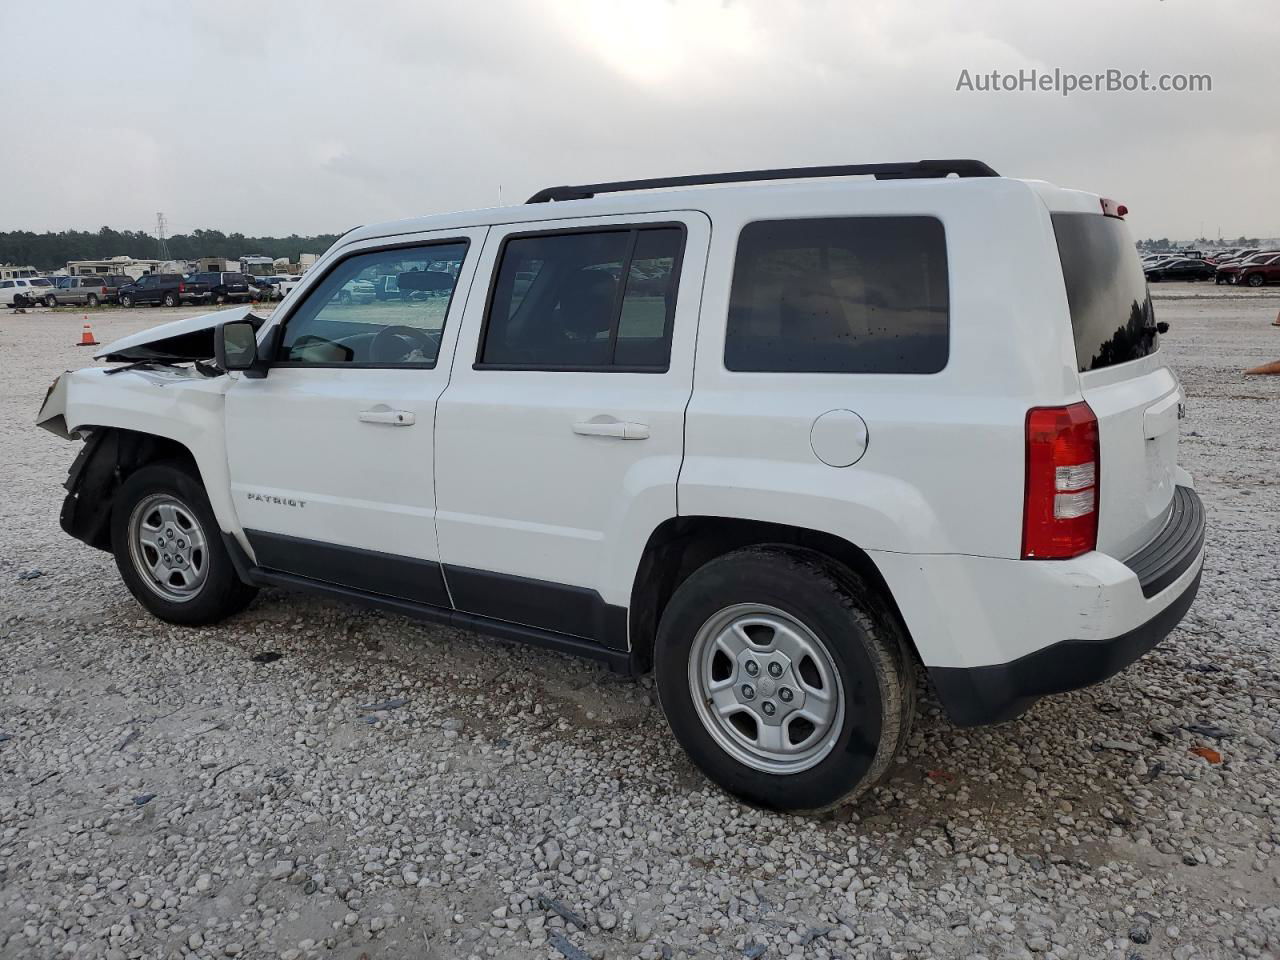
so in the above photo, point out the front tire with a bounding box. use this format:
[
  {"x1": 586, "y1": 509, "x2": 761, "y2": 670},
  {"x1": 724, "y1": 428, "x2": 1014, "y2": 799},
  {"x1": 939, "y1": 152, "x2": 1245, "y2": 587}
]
[
  {"x1": 120, "y1": 294, "x2": 133, "y2": 307},
  {"x1": 1247, "y1": 273, "x2": 1266, "y2": 288},
  {"x1": 654, "y1": 546, "x2": 914, "y2": 812},
  {"x1": 110, "y1": 463, "x2": 257, "y2": 625}
]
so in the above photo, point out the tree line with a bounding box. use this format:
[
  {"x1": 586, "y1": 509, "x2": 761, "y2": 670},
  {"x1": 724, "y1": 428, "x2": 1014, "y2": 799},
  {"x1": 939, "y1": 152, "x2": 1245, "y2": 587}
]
[
  {"x1": 0, "y1": 227, "x2": 343, "y2": 271},
  {"x1": 1135, "y1": 235, "x2": 1266, "y2": 251}
]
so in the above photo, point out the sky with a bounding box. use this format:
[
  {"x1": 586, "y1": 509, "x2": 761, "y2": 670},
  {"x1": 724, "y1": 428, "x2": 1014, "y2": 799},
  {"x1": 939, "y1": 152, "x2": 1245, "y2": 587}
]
[{"x1": 1, "y1": 0, "x2": 1275, "y2": 242}]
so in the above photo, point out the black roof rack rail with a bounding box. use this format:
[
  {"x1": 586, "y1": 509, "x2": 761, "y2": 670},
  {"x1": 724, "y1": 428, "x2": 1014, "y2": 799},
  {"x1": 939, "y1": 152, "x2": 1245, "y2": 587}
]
[{"x1": 526, "y1": 159, "x2": 999, "y2": 204}]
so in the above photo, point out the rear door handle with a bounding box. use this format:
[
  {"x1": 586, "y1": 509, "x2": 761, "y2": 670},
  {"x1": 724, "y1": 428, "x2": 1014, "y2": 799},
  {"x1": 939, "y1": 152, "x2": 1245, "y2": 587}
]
[
  {"x1": 572, "y1": 419, "x2": 649, "y2": 440},
  {"x1": 359, "y1": 406, "x2": 416, "y2": 426}
]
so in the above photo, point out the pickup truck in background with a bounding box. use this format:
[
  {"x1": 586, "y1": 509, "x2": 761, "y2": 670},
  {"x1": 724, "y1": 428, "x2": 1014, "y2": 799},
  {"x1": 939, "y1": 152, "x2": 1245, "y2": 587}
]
[
  {"x1": 117, "y1": 274, "x2": 211, "y2": 308},
  {"x1": 190, "y1": 272, "x2": 253, "y2": 305},
  {"x1": 47, "y1": 276, "x2": 111, "y2": 307}
]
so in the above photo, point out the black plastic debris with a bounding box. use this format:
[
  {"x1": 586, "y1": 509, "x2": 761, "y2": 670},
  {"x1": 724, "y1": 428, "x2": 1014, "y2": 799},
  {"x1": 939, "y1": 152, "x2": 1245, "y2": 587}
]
[
  {"x1": 17, "y1": 570, "x2": 43, "y2": 581},
  {"x1": 538, "y1": 895, "x2": 586, "y2": 930},
  {"x1": 548, "y1": 931, "x2": 590, "y2": 960},
  {"x1": 358, "y1": 697, "x2": 408, "y2": 712},
  {"x1": 251, "y1": 651, "x2": 282, "y2": 664},
  {"x1": 133, "y1": 793, "x2": 156, "y2": 806}
]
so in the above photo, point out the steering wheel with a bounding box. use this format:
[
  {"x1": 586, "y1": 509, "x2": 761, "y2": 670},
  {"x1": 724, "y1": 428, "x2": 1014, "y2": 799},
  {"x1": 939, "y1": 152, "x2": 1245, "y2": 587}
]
[{"x1": 369, "y1": 325, "x2": 438, "y2": 363}]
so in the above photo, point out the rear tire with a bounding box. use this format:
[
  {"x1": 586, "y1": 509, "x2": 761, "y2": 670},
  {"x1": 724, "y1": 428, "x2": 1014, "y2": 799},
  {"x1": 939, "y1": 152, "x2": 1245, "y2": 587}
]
[
  {"x1": 86, "y1": 294, "x2": 99, "y2": 307},
  {"x1": 163, "y1": 292, "x2": 178, "y2": 307},
  {"x1": 110, "y1": 462, "x2": 257, "y2": 625},
  {"x1": 654, "y1": 546, "x2": 914, "y2": 812},
  {"x1": 44, "y1": 295, "x2": 57, "y2": 307}
]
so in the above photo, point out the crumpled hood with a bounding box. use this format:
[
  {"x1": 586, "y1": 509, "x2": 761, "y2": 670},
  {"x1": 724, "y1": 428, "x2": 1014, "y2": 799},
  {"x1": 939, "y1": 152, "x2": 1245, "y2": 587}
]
[{"x1": 95, "y1": 306, "x2": 265, "y2": 362}]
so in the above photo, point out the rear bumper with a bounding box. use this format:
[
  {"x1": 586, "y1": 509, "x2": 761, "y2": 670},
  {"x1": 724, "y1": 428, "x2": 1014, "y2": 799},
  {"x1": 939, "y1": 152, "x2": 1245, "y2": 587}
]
[
  {"x1": 872, "y1": 486, "x2": 1206, "y2": 727},
  {"x1": 929, "y1": 566, "x2": 1201, "y2": 726}
]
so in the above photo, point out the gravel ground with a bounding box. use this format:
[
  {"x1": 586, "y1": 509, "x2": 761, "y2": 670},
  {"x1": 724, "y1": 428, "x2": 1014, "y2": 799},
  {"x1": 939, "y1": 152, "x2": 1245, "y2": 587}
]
[{"x1": 1, "y1": 289, "x2": 1278, "y2": 960}]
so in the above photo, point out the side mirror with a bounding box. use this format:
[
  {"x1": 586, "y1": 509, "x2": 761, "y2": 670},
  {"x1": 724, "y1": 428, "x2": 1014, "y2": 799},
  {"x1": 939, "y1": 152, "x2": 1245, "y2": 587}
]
[{"x1": 215, "y1": 320, "x2": 259, "y2": 373}]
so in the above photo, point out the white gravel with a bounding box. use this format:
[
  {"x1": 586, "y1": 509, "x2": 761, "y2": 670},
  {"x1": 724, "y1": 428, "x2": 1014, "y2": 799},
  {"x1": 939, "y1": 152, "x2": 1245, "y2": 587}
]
[{"x1": 1, "y1": 290, "x2": 1278, "y2": 960}]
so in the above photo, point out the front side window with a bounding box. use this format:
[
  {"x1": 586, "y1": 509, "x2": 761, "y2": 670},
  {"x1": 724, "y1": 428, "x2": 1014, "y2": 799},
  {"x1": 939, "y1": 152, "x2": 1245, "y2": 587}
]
[
  {"x1": 725, "y1": 217, "x2": 949, "y2": 374},
  {"x1": 480, "y1": 226, "x2": 684, "y2": 370},
  {"x1": 277, "y1": 241, "x2": 467, "y2": 366}
]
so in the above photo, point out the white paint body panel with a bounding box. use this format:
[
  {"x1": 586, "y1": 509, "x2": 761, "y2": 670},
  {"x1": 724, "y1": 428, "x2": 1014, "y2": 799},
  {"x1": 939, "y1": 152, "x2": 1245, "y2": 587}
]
[
  {"x1": 224, "y1": 226, "x2": 488, "y2": 563},
  {"x1": 36, "y1": 174, "x2": 1197, "y2": 674},
  {"x1": 434, "y1": 211, "x2": 710, "y2": 610}
]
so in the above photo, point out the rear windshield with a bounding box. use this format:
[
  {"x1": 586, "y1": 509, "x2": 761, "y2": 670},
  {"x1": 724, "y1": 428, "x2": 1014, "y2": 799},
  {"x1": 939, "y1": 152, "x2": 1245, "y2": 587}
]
[{"x1": 1052, "y1": 212, "x2": 1156, "y2": 372}]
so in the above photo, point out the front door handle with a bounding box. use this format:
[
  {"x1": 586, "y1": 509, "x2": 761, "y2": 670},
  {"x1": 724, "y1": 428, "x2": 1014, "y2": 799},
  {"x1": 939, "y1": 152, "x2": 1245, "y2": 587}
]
[
  {"x1": 359, "y1": 406, "x2": 416, "y2": 426},
  {"x1": 572, "y1": 419, "x2": 650, "y2": 440}
]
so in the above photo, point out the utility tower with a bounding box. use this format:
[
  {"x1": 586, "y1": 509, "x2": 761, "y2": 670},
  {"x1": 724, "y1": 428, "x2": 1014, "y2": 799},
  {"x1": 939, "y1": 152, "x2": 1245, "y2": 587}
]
[{"x1": 155, "y1": 212, "x2": 171, "y2": 261}]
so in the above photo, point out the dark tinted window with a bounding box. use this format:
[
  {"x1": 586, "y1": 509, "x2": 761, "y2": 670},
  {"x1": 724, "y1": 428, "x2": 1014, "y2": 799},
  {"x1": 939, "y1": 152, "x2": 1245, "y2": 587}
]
[
  {"x1": 1052, "y1": 213, "x2": 1156, "y2": 372},
  {"x1": 724, "y1": 217, "x2": 948, "y2": 373},
  {"x1": 278, "y1": 241, "x2": 467, "y2": 366},
  {"x1": 481, "y1": 226, "x2": 683, "y2": 370}
]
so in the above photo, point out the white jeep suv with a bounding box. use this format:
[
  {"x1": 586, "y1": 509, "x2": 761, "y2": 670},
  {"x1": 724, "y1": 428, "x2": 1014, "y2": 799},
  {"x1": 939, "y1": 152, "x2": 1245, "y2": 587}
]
[{"x1": 38, "y1": 160, "x2": 1204, "y2": 811}]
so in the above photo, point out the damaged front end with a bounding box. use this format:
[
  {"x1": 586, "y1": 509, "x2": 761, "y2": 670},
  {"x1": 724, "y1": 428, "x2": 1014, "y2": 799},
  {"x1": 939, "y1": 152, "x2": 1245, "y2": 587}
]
[{"x1": 35, "y1": 307, "x2": 259, "y2": 550}]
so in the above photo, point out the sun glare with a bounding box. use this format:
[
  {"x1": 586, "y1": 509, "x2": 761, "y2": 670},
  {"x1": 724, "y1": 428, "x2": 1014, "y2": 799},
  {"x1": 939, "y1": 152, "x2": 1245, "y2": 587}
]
[{"x1": 555, "y1": 0, "x2": 760, "y2": 86}]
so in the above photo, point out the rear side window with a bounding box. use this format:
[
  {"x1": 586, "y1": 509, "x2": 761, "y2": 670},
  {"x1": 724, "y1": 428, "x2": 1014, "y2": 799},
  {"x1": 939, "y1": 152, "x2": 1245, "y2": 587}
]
[
  {"x1": 725, "y1": 217, "x2": 949, "y2": 373},
  {"x1": 1052, "y1": 213, "x2": 1156, "y2": 372},
  {"x1": 480, "y1": 226, "x2": 684, "y2": 370}
]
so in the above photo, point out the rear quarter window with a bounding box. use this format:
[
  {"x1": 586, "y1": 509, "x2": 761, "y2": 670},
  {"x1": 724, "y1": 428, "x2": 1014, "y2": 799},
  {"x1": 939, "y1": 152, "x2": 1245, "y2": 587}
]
[
  {"x1": 724, "y1": 216, "x2": 949, "y2": 373},
  {"x1": 1052, "y1": 212, "x2": 1157, "y2": 372}
]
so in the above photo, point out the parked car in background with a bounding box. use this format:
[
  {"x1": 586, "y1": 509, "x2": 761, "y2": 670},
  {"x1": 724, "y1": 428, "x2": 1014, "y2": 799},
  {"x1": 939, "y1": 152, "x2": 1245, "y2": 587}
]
[
  {"x1": 189, "y1": 272, "x2": 253, "y2": 305},
  {"x1": 1215, "y1": 251, "x2": 1280, "y2": 284},
  {"x1": 247, "y1": 276, "x2": 277, "y2": 301},
  {"x1": 2, "y1": 277, "x2": 49, "y2": 307},
  {"x1": 1236, "y1": 253, "x2": 1280, "y2": 287},
  {"x1": 100, "y1": 275, "x2": 134, "y2": 303},
  {"x1": 46, "y1": 276, "x2": 110, "y2": 307},
  {"x1": 333, "y1": 277, "x2": 376, "y2": 304},
  {"x1": 21, "y1": 277, "x2": 58, "y2": 304},
  {"x1": 277, "y1": 274, "x2": 306, "y2": 298},
  {"x1": 117, "y1": 274, "x2": 211, "y2": 307},
  {"x1": 1144, "y1": 258, "x2": 1215, "y2": 282}
]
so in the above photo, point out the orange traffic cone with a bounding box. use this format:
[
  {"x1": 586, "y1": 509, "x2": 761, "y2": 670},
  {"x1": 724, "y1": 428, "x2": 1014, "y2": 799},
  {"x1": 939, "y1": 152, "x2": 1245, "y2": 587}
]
[
  {"x1": 77, "y1": 319, "x2": 99, "y2": 347},
  {"x1": 1244, "y1": 359, "x2": 1280, "y2": 376}
]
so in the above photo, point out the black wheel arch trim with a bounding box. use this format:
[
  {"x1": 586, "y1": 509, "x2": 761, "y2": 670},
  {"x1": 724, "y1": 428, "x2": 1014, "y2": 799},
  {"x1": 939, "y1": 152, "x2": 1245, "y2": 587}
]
[{"x1": 59, "y1": 428, "x2": 203, "y2": 552}]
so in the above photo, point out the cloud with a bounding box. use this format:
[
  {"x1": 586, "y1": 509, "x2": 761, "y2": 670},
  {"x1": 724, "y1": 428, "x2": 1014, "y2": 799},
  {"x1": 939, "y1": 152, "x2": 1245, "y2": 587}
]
[{"x1": 0, "y1": 0, "x2": 1274, "y2": 239}]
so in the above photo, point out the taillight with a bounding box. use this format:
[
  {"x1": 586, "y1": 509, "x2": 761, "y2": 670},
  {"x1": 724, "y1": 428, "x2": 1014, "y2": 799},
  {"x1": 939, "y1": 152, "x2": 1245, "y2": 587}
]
[
  {"x1": 178, "y1": 282, "x2": 185, "y2": 293},
  {"x1": 1022, "y1": 402, "x2": 1099, "y2": 559}
]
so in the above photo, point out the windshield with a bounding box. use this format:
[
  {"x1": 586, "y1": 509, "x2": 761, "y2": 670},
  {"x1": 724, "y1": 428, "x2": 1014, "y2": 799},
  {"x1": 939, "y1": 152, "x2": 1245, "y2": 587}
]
[{"x1": 1052, "y1": 213, "x2": 1157, "y2": 373}]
